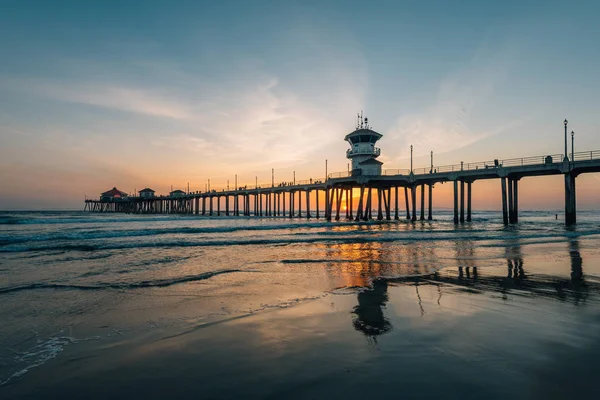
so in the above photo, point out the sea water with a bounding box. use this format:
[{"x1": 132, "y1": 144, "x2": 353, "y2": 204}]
[{"x1": 1, "y1": 210, "x2": 599, "y2": 398}]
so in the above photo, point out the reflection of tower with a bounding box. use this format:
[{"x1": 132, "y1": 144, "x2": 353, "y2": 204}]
[
  {"x1": 570, "y1": 240, "x2": 583, "y2": 281},
  {"x1": 352, "y1": 280, "x2": 392, "y2": 338},
  {"x1": 345, "y1": 112, "x2": 383, "y2": 177}
]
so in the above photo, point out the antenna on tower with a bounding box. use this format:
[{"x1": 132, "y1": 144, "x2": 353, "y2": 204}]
[
  {"x1": 360, "y1": 110, "x2": 364, "y2": 128},
  {"x1": 365, "y1": 117, "x2": 369, "y2": 129},
  {"x1": 356, "y1": 113, "x2": 360, "y2": 129}
]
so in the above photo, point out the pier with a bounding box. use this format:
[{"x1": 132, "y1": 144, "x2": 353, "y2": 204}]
[{"x1": 84, "y1": 117, "x2": 600, "y2": 225}]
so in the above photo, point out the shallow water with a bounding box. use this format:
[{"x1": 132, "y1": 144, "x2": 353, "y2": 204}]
[{"x1": 1, "y1": 210, "x2": 600, "y2": 398}]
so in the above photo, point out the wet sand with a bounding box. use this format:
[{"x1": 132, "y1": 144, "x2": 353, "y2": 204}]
[{"x1": 4, "y1": 262, "x2": 600, "y2": 399}]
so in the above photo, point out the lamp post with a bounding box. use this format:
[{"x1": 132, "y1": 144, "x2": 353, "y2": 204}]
[
  {"x1": 272, "y1": 168, "x2": 274, "y2": 187},
  {"x1": 293, "y1": 171, "x2": 296, "y2": 185},
  {"x1": 571, "y1": 130, "x2": 575, "y2": 163},
  {"x1": 430, "y1": 151, "x2": 433, "y2": 173},
  {"x1": 564, "y1": 119, "x2": 568, "y2": 161},
  {"x1": 410, "y1": 145, "x2": 413, "y2": 173},
  {"x1": 325, "y1": 159, "x2": 328, "y2": 179},
  {"x1": 255, "y1": 176, "x2": 257, "y2": 189}
]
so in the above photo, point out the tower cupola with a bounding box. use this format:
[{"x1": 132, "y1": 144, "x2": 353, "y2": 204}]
[{"x1": 345, "y1": 112, "x2": 383, "y2": 176}]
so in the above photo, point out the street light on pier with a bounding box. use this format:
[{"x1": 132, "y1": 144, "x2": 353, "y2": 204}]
[
  {"x1": 325, "y1": 159, "x2": 328, "y2": 179},
  {"x1": 430, "y1": 151, "x2": 433, "y2": 173},
  {"x1": 255, "y1": 176, "x2": 258, "y2": 189},
  {"x1": 410, "y1": 145, "x2": 413, "y2": 173},
  {"x1": 293, "y1": 171, "x2": 296, "y2": 185},
  {"x1": 571, "y1": 130, "x2": 575, "y2": 162},
  {"x1": 564, "y1": 119, "x2": 568, "y2": 161}
]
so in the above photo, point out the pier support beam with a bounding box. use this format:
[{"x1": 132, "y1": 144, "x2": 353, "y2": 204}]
[
  {"x1": 385, "y1": 188, "x2": 391, "y2": 220},
  {"x1": 327, "y1": 187, "x2": 335, "y2": 221},
  {"x1": 501, "y1": 178, "x2": 509, "y2": 225},
  {"x1": 345, "y1": 189, "x2": 350, "y2": 220},
  {"x1": 513, "y1": 179, "x2": 519, "y2": 224},
  {"x1": 394, "y1": 186, "x2": 399, "y2": 220},
  {"x1": 355, "y1": 185, "x2": 364, "y2": 221},
  {"x1": 363, "y1": 186, "x2": 372, "y2": 221},
  {"x1": 349, "y1": 189, "x2": 354, "y2": 220},
  {"x1": 306, "y1": 190, "x2": 311, "y2": 219},
  {"x1": 420, "y1": 184, "x2": 425, "y2": 221},
  {"x1": 428, "y1": 184, "x2": 433, "y2": 221},
  {"x1": 316, "y1": 190, "x2": 319, "y2": 219},
  {"x1": 404, "y1": 187, "x2": 410, "y2": 219},
  {"x1": 508, "y1": 178, "x2": 514, "y2": 224},
  {"x1": 377, "y1": 188, "x2": 384, "y2": 220},
  {"x1": 335, "y1": 188, "x2": 343, "y2": 221},
  {"x1": 460, "y1": 181, "x2": 465, "y2": 223},
  {"x1": 565, "y1": 173, "x2": 576, "y2": 225},
  {"x1": 453, "y1": 180, "x2": 459, "y2": 224},
  {"x1": 411, "y1": 186, "x2": 417, "y2": 222},
  {"x1": 467, "y1": 182, "x2": 472, "y2": 222}
]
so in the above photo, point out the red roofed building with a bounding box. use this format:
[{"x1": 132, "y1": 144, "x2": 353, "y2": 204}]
[{"x1": 100, "y1": 187, "x2": 129, "y2": 201}]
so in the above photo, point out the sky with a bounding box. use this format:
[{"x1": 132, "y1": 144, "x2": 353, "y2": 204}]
[{"x1": 0, "y1": 0, "x2": 599, "y2": 210}]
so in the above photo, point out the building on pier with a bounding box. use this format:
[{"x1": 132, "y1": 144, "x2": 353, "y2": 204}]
[
  {"x1": 139, "y1": 188, "x2": 155, "y2": 199},
  {"x1": 345, "y1": 113, "x2": 383, "y2": 176},
  {"x1": 100, "y1": 187, "x2": 128, "y2": 202},
  {"x1": 169, "y1": 189, "x2": 186, "y2": 197}
]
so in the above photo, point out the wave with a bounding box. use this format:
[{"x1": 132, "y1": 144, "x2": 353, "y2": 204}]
[
  {"x1": 0, "y1": 269, "x2": 240, "y2": 294},
  {"x1": 0, "y1": 221, "x2": 335, "y2": 245},
  {"x1": 2, "y1": 229, "x2": 600, "y2": 254}
]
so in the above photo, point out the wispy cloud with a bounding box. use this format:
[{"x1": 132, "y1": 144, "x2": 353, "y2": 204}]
[
  {"x1": 384, "y1": 43, "x2": 520, "y2": 163},
  {"x1": 1, "y1": 77, "x2": 193, "y2": 119}
]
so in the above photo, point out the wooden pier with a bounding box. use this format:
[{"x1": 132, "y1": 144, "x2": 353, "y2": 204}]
[{"x1": 84, "y1": 150, "x2": 600, "y2": 225}]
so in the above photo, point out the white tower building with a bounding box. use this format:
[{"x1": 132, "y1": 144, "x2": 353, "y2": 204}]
[{"x1": 345, "y1": 113, "x2": 383, "y2": 176}]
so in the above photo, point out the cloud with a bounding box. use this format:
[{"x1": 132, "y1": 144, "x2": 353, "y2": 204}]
[
  {"x1": 1, "y1": 77, "x2": 193, "y2": 119},
  {"x1": 384, "y1": 43, "x2": 519, "y2": 163}
]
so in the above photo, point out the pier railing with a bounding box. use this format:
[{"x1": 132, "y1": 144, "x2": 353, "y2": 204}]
[
  {"x1": 573, "y1": 150, "x2": 600, "y2": 162},
  {"x1": 328, "y1": 171, "x2": 352, "y2": 179},
  {"x1": 88, "y1": 150, "x2": 600, "y2": 201},
  {"x1": 407, "y1": 153, "x2": 565, "y2": 175},
  {"x1": 383, "y1": 168, "x2": 411, "y2": 176}
]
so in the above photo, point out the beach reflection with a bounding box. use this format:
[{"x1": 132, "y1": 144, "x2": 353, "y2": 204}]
[
  {"x1": 321, "y1": 235, "x2": 596, "y2": 340},
  {"x1": 410, "y1": 240, "x2": 591, "y2": 305},
  {"x1": 352, "y1": 280, "x2": 391, "y2": 338},
  {"x1": 506, "y1": 243, "x2": 524, "y2": 279}
]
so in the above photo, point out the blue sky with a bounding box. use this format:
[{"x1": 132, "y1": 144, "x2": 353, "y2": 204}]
[{"x1": 1, "y1": 0, "x2": 599, "y2": 209}]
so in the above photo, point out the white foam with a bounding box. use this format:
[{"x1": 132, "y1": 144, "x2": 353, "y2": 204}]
[{"x1": 0, "y1": 335, "x2": 100, "y2": 386}]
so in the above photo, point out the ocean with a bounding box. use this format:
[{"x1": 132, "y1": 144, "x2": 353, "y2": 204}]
[{"x1": 1, "y1": 210, "x2": 600, "y2": 399}]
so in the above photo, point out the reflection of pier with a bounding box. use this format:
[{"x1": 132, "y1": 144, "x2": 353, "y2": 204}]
[
  {"x1": 391, "y1": 241, "x2": 592, "y2": 306},
  {"x1": 329, "y1": 238, "x2": 594, "y2": 339},
  {"x1": 84, "y1": 117, "x2": 600, "y2": 226}
]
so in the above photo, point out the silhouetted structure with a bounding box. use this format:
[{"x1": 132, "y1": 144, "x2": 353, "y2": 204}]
[{"x1": 84, "y1": 119, "x2": 600, "y2": 225}]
